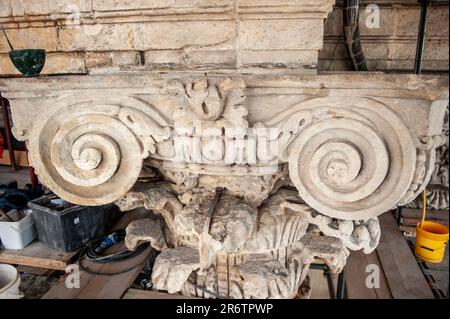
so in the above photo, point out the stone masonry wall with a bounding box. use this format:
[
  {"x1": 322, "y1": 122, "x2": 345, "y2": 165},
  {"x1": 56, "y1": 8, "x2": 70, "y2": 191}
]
[
  {"x1": 0, "y1": 0, "x2": 448, "y2": 76},
  {"x1": 319, "y1": 0, "x2": 449, "y2": 72},
  {"x1": 0, "y1": 0, "x2": 334, "y2": 75}
]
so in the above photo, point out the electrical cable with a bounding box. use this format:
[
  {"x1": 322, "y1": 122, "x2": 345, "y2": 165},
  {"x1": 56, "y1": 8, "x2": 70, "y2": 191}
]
[{"x1": 77, "y1": 229, "x2": 150, "y2": 276}]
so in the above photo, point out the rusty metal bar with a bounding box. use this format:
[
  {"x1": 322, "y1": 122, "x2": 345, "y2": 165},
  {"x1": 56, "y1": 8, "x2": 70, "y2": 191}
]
[{"x1": 0, "y1": 94, "x2": 17, "y2": 170}]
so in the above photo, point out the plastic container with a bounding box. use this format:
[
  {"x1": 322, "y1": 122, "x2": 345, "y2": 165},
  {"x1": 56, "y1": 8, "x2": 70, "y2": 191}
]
[
  {"x1": 415, "y1": 221, "x2": 449, "y2": 263},
  {"x1": 0, "y1": 209, "x2": 36, "y2": 249},
  {"x1": 0, "y1": 264, "x2": 22, "y2": 299},
  {"x1": 28, "y1": 196, "x2": 121, "y2": 252}
]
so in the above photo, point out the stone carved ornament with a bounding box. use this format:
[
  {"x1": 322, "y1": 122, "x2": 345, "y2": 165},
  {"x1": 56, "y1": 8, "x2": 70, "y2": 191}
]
[
  {"x1": 6, "y1": 76, "x2": 447, "y2": 298},
  {"x1": 407, "y1": 104, "x2": 449, "y2": 211}
]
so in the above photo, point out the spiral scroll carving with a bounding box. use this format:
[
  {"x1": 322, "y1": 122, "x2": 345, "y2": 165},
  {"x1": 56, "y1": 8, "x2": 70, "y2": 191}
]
[
  {"x1": 288, "y1": 98, "x2": 417, "y2": 220},
  {"x1": 28, "y1": 104, "x2": 155, "y2": 206}
]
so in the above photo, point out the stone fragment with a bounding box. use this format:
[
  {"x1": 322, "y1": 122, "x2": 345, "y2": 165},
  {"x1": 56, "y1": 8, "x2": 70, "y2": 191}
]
[
  {"x1": 152, "y1": 246, "x2": 200, "y2": 294},
  {"x1": 125, "y1": 217, "x2": 168, "y2": 251}
]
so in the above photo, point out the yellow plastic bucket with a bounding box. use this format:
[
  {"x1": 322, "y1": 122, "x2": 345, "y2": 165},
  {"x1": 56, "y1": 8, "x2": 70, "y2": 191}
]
[{"x1": 415, "y1": 221, "x2": 449, "y2": 263}]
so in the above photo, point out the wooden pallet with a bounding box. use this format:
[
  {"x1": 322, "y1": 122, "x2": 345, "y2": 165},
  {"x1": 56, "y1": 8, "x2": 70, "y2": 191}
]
[
  {"x1": 43, "y1": 209, "x2": 154, "y2": 299},
  {"x1": 0, "y1": 241, "x2": 78, "y2": 271},
  {"x1": 345, "y1": 212, "x2": 435, "y2": 299}
]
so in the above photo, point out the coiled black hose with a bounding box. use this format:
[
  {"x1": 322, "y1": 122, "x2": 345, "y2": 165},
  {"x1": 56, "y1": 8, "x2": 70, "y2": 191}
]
[{"x1": 78, "y1": 230, "x2": 149, "y2": 276}]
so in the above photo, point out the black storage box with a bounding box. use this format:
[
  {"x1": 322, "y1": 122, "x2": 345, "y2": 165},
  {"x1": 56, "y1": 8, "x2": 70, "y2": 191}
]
[{"x1": 28, "y1": 195, "x2": 122, "y2": 252}]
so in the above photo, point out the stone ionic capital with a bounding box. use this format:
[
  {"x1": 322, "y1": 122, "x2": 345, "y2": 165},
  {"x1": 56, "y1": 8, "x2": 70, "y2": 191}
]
[{"x1": 0, "y1": 73, "x2": 448, "y2": 219}]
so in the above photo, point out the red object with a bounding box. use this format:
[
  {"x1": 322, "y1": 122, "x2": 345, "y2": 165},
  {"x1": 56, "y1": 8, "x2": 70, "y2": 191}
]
[{"x1": 0, "y1": 132, "x2": 4, "y2": 159}]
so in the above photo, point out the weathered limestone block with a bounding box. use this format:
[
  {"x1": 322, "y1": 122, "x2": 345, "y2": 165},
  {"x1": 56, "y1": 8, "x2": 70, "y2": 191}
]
[
  {"x1": 115, "y1": 182, "x2": 182, "y2": 243},
  {"x1": 240, "y1": 19, "x2": 324, "y2": 51},
  {"x1": 58, "y1": 21, "x2": 236, "y2": 52},
  {"x1": 0, "y1": 0, "x2": 92, "y2": 16},
  {"x1": 85, "y1": 51, "x2": 141, "y2": 72},
  {"x1": 92, "y1": 0, "x2": 233, "y2": 11},
  {"x1": 152, "y1": 246, "x2": 201, "y2": 294},
  {"x1": 0, "y1": 27, "x2": 58, "y2": 53},
  {"x1": 0, "y1": 52, "x2": 87, "y2": 76},
  {"x1": 125, "y1": 217, "x2": 168, "y2": 251}
]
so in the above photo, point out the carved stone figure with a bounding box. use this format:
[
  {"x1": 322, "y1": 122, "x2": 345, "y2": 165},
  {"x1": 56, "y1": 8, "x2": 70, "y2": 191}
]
[
  {"x1": 120, "y1": 185, "x2": 374, "y2": 298},
  {"x1": 408, "y1": 104, "x2": 449, "y2": 211}
]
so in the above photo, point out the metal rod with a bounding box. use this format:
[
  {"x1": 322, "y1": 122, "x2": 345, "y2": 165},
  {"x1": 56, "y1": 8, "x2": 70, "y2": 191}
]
[
  {"x1": 310, "y1": 263, "x2": 329, "y2": 271},
  {"x1": 0, "y1": 95, "x2": 17, "y2": 170},
  {"x1": 396, "y1": 206, "x2": 403, "y2": 226},
  {"x1": 1, "y1": 27, "x2": 14, "y2": 51},
  {"x1": 311, "y1": 263, "x2": 340, "y2": 299},
  {"x1": 202, "y1": 187, "x2": 223, "y2": 234},
  {"x1": 336, "y1": 271, "x2": 346, "y2": 299},
  {"x1": 24, "y1": 143, "x2": 39, "y2": 187},
  {"x1": 325, "y1": 270, "x2": 336, "y2": 299},
  {"x1": 414, "y1": 0, "x2": 431, "y2": 74}
]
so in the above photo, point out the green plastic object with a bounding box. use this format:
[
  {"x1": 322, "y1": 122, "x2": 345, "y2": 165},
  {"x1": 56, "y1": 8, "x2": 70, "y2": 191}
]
[{"x1": 8, "y1": 49, "x2": 46, "y2": 77}]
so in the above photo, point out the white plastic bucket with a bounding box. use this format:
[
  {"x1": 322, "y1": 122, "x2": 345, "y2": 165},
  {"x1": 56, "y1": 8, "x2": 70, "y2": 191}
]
[
  {"x1": 0, "y1": 264, "x2": 22, "y2": 299},
  {"x1": 0, "y1": 209, "x2": 36, "y2": 249}
]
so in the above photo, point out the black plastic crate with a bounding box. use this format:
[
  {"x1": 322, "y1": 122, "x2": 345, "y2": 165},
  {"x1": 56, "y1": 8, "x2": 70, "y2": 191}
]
[{"x1": 28, "y1": 195, "x2": 122, "y2": 252}]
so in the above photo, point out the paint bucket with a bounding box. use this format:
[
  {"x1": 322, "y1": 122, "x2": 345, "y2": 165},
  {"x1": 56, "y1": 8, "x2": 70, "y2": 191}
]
[
  {"x1": 0, "y1": 209, "x2": 36, "y2": 249},
  {"x1": 0, "y1": 264, "x2": 22, "y2": 299},
  {"x1": 415, "y1": 221, "x2": 449, "y2": 263}
]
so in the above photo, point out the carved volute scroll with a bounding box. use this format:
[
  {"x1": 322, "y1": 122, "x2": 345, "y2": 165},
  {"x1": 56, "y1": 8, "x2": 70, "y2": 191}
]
[
  {"x1": 282, "y1": 97, "x2": 417, "y2": 220},
  {"x1": 26, "y1": 99, "x2": 170, "y2": 206}
]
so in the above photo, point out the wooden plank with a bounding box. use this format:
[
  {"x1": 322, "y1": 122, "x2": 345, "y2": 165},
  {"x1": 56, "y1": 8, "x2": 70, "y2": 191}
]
[
  {"x1": 43, "y1": 208, "x2": 153, "y2": 299},
  {"x1": 344, "y1": 248, "x2": 393, "y2": 299},
  {"x1": 0, "y1": 241, "x2": 78, "y2": 270},
  {"x1": 365, "y1": 250, "x2": 392, "y2": 299},
  {"x1": 122, "y1": 288, "x2": 194, "y2": 299},
  {"x1": 17, "y1": 265, "x2": 56, "y2": 276},
  {"x1": 344, "y1": 250, "x2": 378, "y2": 299},
  {"x1": 402, "y1": 217, "x2": 448, "y2": 227},
  {"x1": 376, "y1": 212, "x2": 435, "y2": 299}
]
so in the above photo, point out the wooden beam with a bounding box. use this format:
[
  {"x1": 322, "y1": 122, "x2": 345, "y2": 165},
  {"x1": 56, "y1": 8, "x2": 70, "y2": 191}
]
[
  {"x1": 345, "y1": 250, "x2": 378, "y2": 299},
  {"x1": 0, "y1": 241, "x2": 78, "y2": 271}
]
